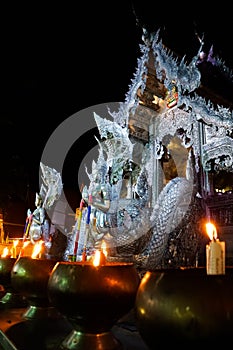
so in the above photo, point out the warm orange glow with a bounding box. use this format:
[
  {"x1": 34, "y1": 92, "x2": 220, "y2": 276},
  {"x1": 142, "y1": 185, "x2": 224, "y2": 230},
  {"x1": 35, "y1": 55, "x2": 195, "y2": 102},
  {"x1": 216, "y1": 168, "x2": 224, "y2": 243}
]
[
  {"x1": 13, "y1": 240, "x2": 19, "y2": 248},
  {"x1": 92, "y1": 248, "x2": 106, "y2": 267},
  {"x1": 93, "y1": 250, "x2": 101, "y2": 266},
  {"x1": 31, "y1": 240, "x2": 44, "y2": 259},
  {"x1": 1, "y1": 247, "x2": 9, "y2": 257},
  {"x1": 140, "y1": 271, "x2": 151, "y2": 287},
  {"x1": 18, "y1": 240, "x2": 30, "y2": 258},
  {"x1": 23, "y1": 241, "x2": 30, "y2": 248},
  {"x1": 206, "y1": 222, "x2": 218, "y2": 241},
  {"x1": 11, "y1": 239, "x2": 19, "y2": 258}
]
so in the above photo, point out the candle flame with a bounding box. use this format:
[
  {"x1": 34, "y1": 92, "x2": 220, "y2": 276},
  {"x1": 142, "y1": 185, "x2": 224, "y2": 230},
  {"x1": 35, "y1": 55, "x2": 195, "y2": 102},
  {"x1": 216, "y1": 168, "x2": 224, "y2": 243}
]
[
  {"x1": 206, "y1": 222, "x2": 218, "y2": 241},
  {"x1": 18, "y1": 240, "x2": 30, "y2": 258},
  {"x1": 13, "y1": 240, "x2": 19, "y2": 247},
  {"x1": 11, "y1": 239, "x2": 19, "y2": 258},
  {"x1": 1, "y1": 247, "x2": 9, "y2": 257},
  {"x1": 31, "y1": 240, "x2": 44, "y2": 259},
  {"x1": 23, "y1": 241, "x2": 30, "y2": 248},
  {"x1": 93, "y1": 250, "x2": 101, "y2": 266},
  {"x1": 92, "y1": 244, "x2": 107, "y2": 267}
]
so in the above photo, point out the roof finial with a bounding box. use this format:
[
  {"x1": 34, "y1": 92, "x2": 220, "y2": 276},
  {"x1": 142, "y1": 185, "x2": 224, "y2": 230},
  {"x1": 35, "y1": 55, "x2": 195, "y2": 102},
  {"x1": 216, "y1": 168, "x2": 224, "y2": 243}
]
[{"x1": 193, "y1": 21, "x2": 204, "y2": 46}]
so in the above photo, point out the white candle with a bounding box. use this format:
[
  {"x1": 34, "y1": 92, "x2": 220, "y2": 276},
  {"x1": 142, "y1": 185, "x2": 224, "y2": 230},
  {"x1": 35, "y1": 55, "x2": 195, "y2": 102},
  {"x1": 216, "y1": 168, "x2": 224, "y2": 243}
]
[
  {"x1": 206, "y1": 240, "x2": 225, "y2": 275},
  {"x1": 11, "y1": 246, "x2": 17, "y2": 258},
  {"x1": 11, "y1": 240, "x2": 19, "y2": 258},
  {"x1": 205, "y1": 222, "x2": 225, "y2": 275}
]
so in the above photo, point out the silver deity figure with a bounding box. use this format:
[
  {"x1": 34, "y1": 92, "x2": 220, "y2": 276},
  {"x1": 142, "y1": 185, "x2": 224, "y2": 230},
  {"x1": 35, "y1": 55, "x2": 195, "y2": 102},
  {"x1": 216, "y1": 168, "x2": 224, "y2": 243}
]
[
  {"x1": 83, "y1": 148, "x2": 112, "y2": 248},
  {"x1": 27, "y1": 193, "x2": 47, "y2": 244},
  {"x1": 24, "y1": 162, "x2": 63, "y2": 256}
]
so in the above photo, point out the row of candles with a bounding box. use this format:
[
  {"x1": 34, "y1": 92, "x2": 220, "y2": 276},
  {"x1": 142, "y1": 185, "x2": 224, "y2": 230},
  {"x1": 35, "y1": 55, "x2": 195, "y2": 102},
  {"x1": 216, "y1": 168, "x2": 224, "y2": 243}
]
[
  {"x1": 0, "y1": 221, "x2": 225, "y2": 273},
  {"x1": 70, "y1": 192, "x2": 226, "y2": 273},
  {"x1": 70, "y1": 216, "x2": 226, "y2": 273},
  {"x1": 0, "y1": 239, "x2": 42, "y2": 259},
  {"x1": 71, "y1": 194, "x2": 226, "y2": 274},
  {"x1": 0, "y1": 237, "x2": 108, "y2": 267}
]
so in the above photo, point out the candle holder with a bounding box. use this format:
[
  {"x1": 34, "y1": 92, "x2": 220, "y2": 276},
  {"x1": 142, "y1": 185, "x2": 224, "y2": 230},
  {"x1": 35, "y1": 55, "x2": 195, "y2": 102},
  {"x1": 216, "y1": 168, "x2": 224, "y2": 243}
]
[
  {"x1": 135, "y1": 267, "x2": 233, "y2": 348},
  {"x1": 0, "y1": 257, "x2": 28, "y2": 309},
  {"x1": 11, "y1": 257, "x2": 60, "y2": 319},
  {"x1": 47, "y1": 260, "x2": 140, "y2": 350}
]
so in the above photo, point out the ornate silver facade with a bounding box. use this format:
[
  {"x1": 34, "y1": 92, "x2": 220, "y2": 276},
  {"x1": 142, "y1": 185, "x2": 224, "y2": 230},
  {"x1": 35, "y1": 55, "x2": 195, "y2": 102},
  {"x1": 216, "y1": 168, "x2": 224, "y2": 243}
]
[{"x1": 76, "y1": 29, "x2": 233, "y2": 271}]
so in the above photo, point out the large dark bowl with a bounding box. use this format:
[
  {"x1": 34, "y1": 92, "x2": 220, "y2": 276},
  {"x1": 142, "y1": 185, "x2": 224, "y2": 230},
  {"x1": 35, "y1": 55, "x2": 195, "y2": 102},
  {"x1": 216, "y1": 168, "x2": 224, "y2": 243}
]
[
  {"x1": 135, "y1": 267, "x2": 233, "y2": 348},
  {"x1": 0, "y1": 257, "x2": 27, "y2": 308},
  {"x1": 48, "y1": 261, "x2": 140, "y2": 350},
  {"x1": 11, "y1": 257, "x2": 58, "y2": 319},
  {"x1": 0, "y1": 257, "x2": 16, "y2": 287}
]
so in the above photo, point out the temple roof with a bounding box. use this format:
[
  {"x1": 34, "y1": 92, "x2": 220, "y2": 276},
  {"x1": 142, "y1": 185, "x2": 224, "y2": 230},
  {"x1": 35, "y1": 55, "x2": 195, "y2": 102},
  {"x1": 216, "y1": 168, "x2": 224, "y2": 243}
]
[
  {"x1": 119, "y1": 29, "x2": 233, "y2": 122},
  {"x1": 110, "y1": 28, "x2": 233, "y2": 175}
]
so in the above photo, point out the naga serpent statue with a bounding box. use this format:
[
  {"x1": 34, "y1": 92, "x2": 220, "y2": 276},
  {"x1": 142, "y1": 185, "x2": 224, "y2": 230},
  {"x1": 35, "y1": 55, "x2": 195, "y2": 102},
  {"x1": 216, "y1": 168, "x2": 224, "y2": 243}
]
[
  {"x1": 72, "y1": 28, "x2": 233, "y2": 271},
  {"x1": 79, "y1": 111, "x2": 205, "y2": 272}
]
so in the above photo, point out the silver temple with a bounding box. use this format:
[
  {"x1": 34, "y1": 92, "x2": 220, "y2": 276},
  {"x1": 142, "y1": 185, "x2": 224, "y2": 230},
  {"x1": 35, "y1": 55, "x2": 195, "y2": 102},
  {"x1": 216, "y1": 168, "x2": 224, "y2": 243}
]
[{"x1": 76, "y1": 29, "x2": 233, "y2": 271}]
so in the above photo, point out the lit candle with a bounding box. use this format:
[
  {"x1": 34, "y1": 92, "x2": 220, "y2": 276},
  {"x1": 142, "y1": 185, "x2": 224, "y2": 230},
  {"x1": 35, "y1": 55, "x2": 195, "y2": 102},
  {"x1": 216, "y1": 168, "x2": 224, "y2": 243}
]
[
  {"x1": 206, "y1": 222, "x2": 225, "y2": 275},
  {"x1": 1, "y1": 247, "x2": 10, "y2": 257},
  {"x1": 92, "y1": 249, "x2": 106, "y2": 266},
  {"x1": 18, "y1": 240, "x2": 30, "y2": 258},
  {"x1": 11, "y1": 240, "x2": 19, "y2": 258},
  {"x1": 91, "y1": 241, "x2": 108, "y2": 266},
  {"x1": 31, "y1": 240, "x2": 44, "y2": 259}
]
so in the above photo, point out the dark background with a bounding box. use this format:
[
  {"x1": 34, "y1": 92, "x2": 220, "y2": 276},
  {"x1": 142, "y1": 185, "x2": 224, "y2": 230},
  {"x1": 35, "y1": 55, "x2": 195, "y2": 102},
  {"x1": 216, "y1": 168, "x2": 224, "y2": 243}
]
[{"x1": 1, "y1": 1, "x2": 232, "y2": 227}]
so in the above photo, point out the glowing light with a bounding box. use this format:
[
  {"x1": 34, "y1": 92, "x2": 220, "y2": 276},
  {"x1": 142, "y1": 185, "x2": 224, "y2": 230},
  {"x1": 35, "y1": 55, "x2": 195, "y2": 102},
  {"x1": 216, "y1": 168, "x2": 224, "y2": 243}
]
[
  {"x1": 1, "y1": 247, "x2": 9, "y2": 257},
  {"x1": 93, "y1": 250, "x2": 101, "y2": 266},
  {"x1": 13, "y1": 240, "x2": 19, "y2": 247},
  {"x1": 205, "y1": 222, "x2": 225, "y2": 275},
  {"x1": 18, "y1": 240, "x2": 30, "y2": 258},
  {"x1": 11, "y1": 239, "x2": 19, "y2": 258},
  {"x1": 31, "y1": 240, "x2": 44, "y2": 259},
  {"x1": 206, "y1": 222, "x2": 217, "y2": 241},
  {"x1": 23, "y1": 241, "x2": 30, "y2": 248},
  {"x1": 92, "y1": 243, "x2": 107, "y2": 267}
]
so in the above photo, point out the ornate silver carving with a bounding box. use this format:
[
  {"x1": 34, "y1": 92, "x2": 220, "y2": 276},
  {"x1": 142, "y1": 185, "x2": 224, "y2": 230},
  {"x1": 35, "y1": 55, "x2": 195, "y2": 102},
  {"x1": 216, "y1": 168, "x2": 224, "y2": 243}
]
[{"x1": 75, "y1": 28, "x2": 232, "y2": 270}]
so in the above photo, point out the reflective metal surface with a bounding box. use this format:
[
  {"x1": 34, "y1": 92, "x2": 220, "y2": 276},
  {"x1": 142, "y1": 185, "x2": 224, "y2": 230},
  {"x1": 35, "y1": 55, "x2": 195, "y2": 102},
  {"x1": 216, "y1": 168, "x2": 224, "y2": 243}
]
[
  {"x1": 136, "y1": 267, "x2": 233, "y2": 348},
  {"x1": 0, "y1": 258, "x2": 27, "y2": 309},
  {"x1": 48, "y1": 261, "x2": 140, "y2": 350},
  {"x1": 11, "y1": 257, "x2": 59, "y2": 319}
]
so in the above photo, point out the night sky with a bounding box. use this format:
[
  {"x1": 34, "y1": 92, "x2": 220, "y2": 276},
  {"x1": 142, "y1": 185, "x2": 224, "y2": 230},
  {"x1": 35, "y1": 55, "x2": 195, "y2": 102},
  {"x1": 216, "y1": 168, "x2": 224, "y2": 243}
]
[{"x1": 1, "y1": 2, "x2": 232, "y2": 224}]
